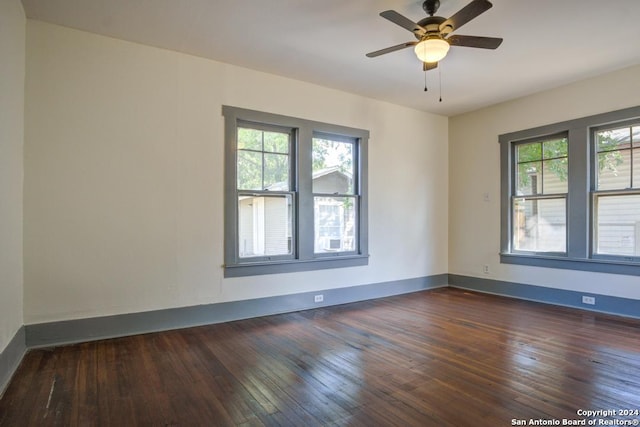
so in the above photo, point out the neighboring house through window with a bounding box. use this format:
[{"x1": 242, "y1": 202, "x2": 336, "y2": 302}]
[
  {"x1": 223, "y1": 106, "x2": 369, "y2": 277},
  {"x1": 500, "y1": 105, "x2": 640, "y2": 275}
]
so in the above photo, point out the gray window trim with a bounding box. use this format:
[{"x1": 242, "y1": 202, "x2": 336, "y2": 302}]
[
  {"x1": 500, "y1": 105, "x2": 640, "y2": 276},
  {"x1": 223, "y1": 106, "x2": 369, "y2": 277}
]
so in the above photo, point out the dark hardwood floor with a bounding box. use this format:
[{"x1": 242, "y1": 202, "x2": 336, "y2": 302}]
[{"x1": 1, "y1": 287, "x2": 639, "y2": 426}]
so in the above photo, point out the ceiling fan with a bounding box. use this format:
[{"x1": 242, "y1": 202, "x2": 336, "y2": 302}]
[{"x1": 366, "y1": 0, "x2": 503, "y2": 72}]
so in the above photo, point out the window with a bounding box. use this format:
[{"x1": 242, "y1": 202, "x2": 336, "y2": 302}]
[
  {"x1": 312, "y1": 134, "x2": 357, "y2": 254},
  {"x1": 500, "y1": 105, "x2": 640, "y2": 276},
  {"x1": 593, "y1": 122, "x2": 640, "y2": 258},
  {"x1": 236, "y1": 124, "x2": 294, "y2": 260},
  {"x1": 223, "y1": 106, "x2": 369, "y2": 277},
  {"x1": 512, "y1": 136, "x2": 568, "y2": 253}
]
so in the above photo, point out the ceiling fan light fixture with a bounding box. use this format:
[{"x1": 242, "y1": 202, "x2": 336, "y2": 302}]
[{"x1": 414, "y1": 37, "x2": 450, "y2": 63}]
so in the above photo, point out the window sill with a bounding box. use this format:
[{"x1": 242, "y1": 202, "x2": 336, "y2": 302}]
[
  {"x1": 500, "y1": 252, "x2": 640, "y2": 276},
  {"x1": 224, "y1": 254, "x2": 370, "y2": 278}
]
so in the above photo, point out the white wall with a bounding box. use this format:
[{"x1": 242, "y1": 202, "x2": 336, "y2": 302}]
[
  {"x1": 24, "y1": 21, "x2": 449, "y2": 324},
  {"x1": 0, "y1": 0, "x2": 25, "y2": 352},
  {"x1": 449, "y1": 64, "x2": 640, "y2": 300}
]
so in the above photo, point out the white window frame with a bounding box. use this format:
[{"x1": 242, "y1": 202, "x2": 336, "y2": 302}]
[{"x1": 223, "y1": 106, "x2": 369, "y2": 277}]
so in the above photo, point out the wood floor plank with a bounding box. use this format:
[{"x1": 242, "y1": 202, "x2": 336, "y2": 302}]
[{"x1": 2, "y1": 288, "x2": 639, "y2": 426}]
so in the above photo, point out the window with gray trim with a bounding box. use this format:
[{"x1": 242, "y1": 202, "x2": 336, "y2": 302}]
[
  {"x1": 500, "y1": 105, "x2": 640, "y2": 276},
  {"x1": 223, "y1": 106, "x2": 369, "y2": 277},
  {"x1": 592, "y1": 121, "x2": 640, "y2": 259}
]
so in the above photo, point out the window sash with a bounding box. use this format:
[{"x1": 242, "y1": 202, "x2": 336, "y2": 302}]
[
  {"x1": 511, "y1": 195, "x2": 567, "y2": 255},
  {"x1": 593, "y1": 122, "x2": 640, "y2": 191},
  {"x1": 312, "y1": 135, "x2": 357, "y2": 196},
  {"x1": 513, "y1": 137, "x2": 568, "y2": 197},
  {"x1": 591, "y1": 190, "x2": 640, "y2": 260},
  {"x1": 236, "y1": 123, "x2": 293, "y2": 192},
  {"x1": 313, "y1": 195, "x2": 359, "y2": 255},
  {"x1": 237, "y1": 191, "x2": 295, "y2": 262}
]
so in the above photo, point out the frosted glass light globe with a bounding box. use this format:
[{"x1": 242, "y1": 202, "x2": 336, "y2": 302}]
[{"x1": 414, "y1": 38, "x2": 450, "y2": 63}]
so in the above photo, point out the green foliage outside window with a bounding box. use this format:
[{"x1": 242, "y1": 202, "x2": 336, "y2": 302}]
[
  {"x1": 516, "y1": 137, "x2": 568, "y2": 192},
  {"x1": 516, "y1": 132, "x2": 630, "y2": 192},
  {"x1": 237, "y1": 127, "x2": 289, "y2": 191},
  {"x1": 595, "y1": 128, "x2": 631, "y2": 181}
]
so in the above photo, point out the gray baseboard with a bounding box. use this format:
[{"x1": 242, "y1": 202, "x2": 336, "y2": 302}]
[
  {"x1": 8, "y1": 273, "x2": 639, "y2": 393},
  {"x1": 23, "y1": 272, "x2": 637, "y2": 353},
  {"x1": 25, "y1": 274, "x2": 449, "y2": 348},
  {"x1": 0, "y1": 326, "x2": 26, "y2": 397},
  {"x1": 449, "y1": 274, "x2": 640, "y2": 319}
]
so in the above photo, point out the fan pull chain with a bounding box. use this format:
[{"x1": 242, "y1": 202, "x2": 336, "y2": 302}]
[
  {"x1": 439, "y1": 65, "x2": 443, "y2": 102},
  {"x1": 424, "y1": 68, "x2": 428, "y2": 92}
]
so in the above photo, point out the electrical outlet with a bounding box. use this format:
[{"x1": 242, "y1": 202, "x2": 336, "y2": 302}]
[
  {"x1": 483, "y1": 265, "x2": 490, "y2": 274},
  {"x1": 314, "y1": 294, "x2": 324, "y2": 303},
  {"x1": 582, "y1": 296, "x2": 596, "y2": 305}
]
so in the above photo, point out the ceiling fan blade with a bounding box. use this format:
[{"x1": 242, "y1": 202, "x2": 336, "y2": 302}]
[
  {"x1": 380, "y1": 10, "x2": 426, "y2": 36},
  {"x1": 423, "y1": 62, "x2": 438, "y2": 71},
  {"x1": 447, "y1": 35, "x2": 503, "y2": 49},
  {"x1": 439, "y1": 0, "x2": 493, "y2": 33},
  {"x1": 366, "y1": 41, "x2": 417, "y2": 58}
]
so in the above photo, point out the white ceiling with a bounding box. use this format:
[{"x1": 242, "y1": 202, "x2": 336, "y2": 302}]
[{"x1": 21, "y1": 0, "x2": 640, "y2": 116}]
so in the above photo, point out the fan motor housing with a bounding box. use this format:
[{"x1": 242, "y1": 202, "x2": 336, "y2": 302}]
[{"x1": 416, "y1": 16, "x2": 446, "y2": 40}]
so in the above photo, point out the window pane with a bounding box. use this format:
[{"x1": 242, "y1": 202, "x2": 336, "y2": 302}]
[
  {"x1": 264, "y1": 153, "x2": 289, "y2": 190},
  {"x1": 238, "y1": 195, "x2": 292, "y2": 258},
  {"x1": 597, "y1": 150, "x2": 631, "y2": 190},
  {"x1": 238, "y1": 127, "x2": 291, "y2": 191},
  {"x1": 543, "y1": 158, "x2": 568, "y2": 194},
  {"x1": 595, "y1": 194, "x2": 640, "y2": 256},
  {"x1": 312, "y1": 138, "x2": 354, "y2": 194},
  {"x1": 314, "y1": 196, "x2": 356, "y2": 253},
  {"x1": 516, "y1": 142, "x2": 542, "y2": 163},
  {"x1": 237, "y1": 150, "x2": 262, "y2": 190},
  {"x1": 263, "y1": 131, "x2": 289, "y2": 154},
  {"x1": 238, "y1": 127, "x2": 263, "y2": 151},
  {"x1": 513, "y1": 198, "x2": 566, "y2": 252},
  {"x1": 516, "y1": 138, "x2": 567, "y2": 197},
  {"x1": 516, "y1": 162, "x2": 541, "y2": 195},
  {"x1": 633, "y1": 126, "x2": 640, "y2": 148},
  {"x1": 543, "y1": 138, "x2": 568, "y2": 159},
  {"x1": 597, "y1": 128, "x2": 630, "y2": 152}
]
